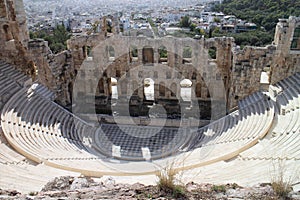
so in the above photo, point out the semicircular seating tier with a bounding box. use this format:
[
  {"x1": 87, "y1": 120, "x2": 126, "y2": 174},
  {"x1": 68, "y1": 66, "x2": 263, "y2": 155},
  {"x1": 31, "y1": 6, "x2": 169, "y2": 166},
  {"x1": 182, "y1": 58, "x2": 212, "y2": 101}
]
[
  {"x1": 0, "y1": 61, "x2": 278, "y2": 176},
  {"x1": 182, "y1": 73, "x2": 300, "y2": 186},
  {"x1": 0, "y1": 61, "x2": 79, "y2": 193},
  {"x1": 1, "y1": 60, "x2": 299, "y2": 191}
]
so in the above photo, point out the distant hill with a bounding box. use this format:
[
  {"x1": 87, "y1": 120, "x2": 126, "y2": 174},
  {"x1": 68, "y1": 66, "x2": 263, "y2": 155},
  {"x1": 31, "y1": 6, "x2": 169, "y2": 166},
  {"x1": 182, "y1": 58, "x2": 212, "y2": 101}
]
[{"x1": 213, "y1": 0, "x2": 300, "y2": 32}]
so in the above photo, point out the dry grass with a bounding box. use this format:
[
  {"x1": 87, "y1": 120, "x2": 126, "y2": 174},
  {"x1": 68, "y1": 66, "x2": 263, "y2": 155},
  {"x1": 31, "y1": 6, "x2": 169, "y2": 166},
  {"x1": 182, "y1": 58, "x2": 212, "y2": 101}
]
[
  {"x1": 270, "y1": 159, "x2": 297, "y2": 198},
  {"x1": 156, "y1": 163, "x2": 187, "y2": 198}
]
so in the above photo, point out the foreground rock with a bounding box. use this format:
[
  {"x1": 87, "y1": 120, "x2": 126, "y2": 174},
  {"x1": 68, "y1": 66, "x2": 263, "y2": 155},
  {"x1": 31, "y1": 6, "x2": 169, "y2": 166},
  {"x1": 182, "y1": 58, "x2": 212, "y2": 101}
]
[{"x1": 1, "y1": 176, "x2": 299, "y2": 200}]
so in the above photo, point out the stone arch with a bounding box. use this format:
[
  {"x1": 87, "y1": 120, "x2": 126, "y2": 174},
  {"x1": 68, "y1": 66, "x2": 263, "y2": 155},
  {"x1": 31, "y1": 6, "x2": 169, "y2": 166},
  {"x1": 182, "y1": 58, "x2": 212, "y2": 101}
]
[
  {"x1": 158, "y1": 45, "x2": 168, "y2": 64},
  {"x1": 182, "y1": 46, "x2": 192, "y2": 64},
  {"x1": 142, "y1": 46, "x2": 154, "y2": 65},
  {"x1": 180, "y1": 79, "x2": 192, "y2": 101}
]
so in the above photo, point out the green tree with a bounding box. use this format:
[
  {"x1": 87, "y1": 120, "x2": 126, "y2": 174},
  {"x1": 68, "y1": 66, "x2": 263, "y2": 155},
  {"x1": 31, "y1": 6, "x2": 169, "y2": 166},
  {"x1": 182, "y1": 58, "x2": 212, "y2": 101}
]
[
  {"x1": 30, "y1": 24, "x2": 71, "y2": 54},
  {"x1": 179, "y1": 16, "x2": 191, "y2": 28},
  {"x1": 189, "y1": 23, "x2": 197, "y2": 32}
]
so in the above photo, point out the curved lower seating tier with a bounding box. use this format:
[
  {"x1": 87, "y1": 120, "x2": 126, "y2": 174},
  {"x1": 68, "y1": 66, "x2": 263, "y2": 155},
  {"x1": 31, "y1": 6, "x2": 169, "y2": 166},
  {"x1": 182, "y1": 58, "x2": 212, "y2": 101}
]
[
  {"x1": 1, "y1": 77, "x2": 275, "y2": 176},
  {"x1": 0, "y1": 59, "x2": 299, "y2": 191},
  {"x1": 183, "y1": 73, "x2": 300, "y2": 186}
]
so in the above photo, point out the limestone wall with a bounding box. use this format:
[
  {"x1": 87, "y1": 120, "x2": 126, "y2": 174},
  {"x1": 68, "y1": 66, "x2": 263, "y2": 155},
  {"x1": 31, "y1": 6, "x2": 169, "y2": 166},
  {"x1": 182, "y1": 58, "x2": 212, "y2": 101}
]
[
  {"x1": 0, "y1": 0, "x2": 34, "y2": 75},
  {"x1": 228, "y1": 16, "x2": 300, "y2": 108},
  {"x1": 28, "y1": 39, "x2": 75, "y2": 105}
]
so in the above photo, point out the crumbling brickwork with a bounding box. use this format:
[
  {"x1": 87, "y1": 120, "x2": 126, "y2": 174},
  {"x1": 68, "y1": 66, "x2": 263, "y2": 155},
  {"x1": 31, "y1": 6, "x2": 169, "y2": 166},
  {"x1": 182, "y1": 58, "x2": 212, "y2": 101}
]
[{"x1": 0, "y1": 0, "x2": 34, "y2": 76}]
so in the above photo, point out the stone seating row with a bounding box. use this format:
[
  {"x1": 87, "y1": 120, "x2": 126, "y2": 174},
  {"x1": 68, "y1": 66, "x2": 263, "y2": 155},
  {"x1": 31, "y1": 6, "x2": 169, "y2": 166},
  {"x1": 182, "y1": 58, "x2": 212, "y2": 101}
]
[
  {"x1": 3, "y1": 88, "x2": 91, "y2": 157},
  {"x1": 6, "y1": 64, "x2": 300, "y2": 180},
  {"x1": 1, "y1": 75, "x2": 275, "y2": 176},
  {"x1": 189, "y1": 97, "x2": 274, "y2": 150},
  {"x1": 1, "y1": 86, "x2": 123, "y2": 176},
  {"x1": 91, "y1": 124, "x2": 189, "y2": 160},
  {"x1": 183, "y1": 157, "x2": 299, "y2": 187},
  {"x1": 0, "y1": 62, "x2": 31, "y2": 164},
  {"x1": 30, "y1": 83, "x2": 55, "y2": 100},
  {"x1": 0, "y1": 162, "x2": 79, "y2": 193},
  {"x1": 239, "y1": 73, "x2": 300, "y2": 160},
  {"x1": 238, "y1": 91, "x2": 265, "y2": 109},
  {"x1": 0, "y1": 62, "x2": 31, "y2": 86},
  {"x1": 163, "y1": 94, "x2": 275, "y2": 168},
  {"x1": 185, "y1": 74, "x2": 299, "y2": 181}
]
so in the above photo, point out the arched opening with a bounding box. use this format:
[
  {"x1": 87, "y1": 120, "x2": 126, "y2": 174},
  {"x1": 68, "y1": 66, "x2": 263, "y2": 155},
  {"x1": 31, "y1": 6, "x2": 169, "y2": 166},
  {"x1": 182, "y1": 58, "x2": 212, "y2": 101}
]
[
  {"x1": 142, "y1": 46, "x2": 154, "y2": 65},
  {"x1": 196, "y1": 83, "x2": 201, "y2": 98},
  {"x1": 159, "y1": 82, "x2": 166, "y2": 97},
  {"x1": 192, "y1": 72, "x2": 197, "y2": 80},
  {"x1": 129, "y1": 45, "x2": 138, "y2": 62},
  {"x1": 170, "y1": 83, "x2": 177, "y2": 97},
  {"x1": 87, "y1": 46, "x2": 93, "y2": 60},
  {"x1": 97, "y1": 77, "x2": 105, "y2": 95},
  {"x1": 107, "y1": 46, "x2": 115, "y2": 61},
  {"x1": 291, "y1": 25, "x2": 300, "y2": 50},
  {"x1": 158, "y1": 46, "x2": 168, "y2": 64},
  {"x1": 166, "y1": 71, "x2": 172, "y2": 79},
  {"x1": 110, "y1": 77, "x2": 118, "y2": 99},
  {"x1": 180, "y1": 79, "x2": 192, "y2": 101},
  {"x1": 143, "y1": 78, "x2": 154, "y2": 101},
  {"x1": 208, "y1": 46, "x2": 217, "y2": 59},
  {"x1": 182, "y1": 46, "x2": 192, "y2": 64},
  {"x1": 3, "y1": 24, "x2": 12, "y2": 41}
]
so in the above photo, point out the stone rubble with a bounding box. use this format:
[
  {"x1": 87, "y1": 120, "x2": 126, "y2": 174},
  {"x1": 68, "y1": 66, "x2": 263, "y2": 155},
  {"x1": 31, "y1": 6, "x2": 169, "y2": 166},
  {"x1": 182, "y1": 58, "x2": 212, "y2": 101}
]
[{"x1": 0, "y1": 176, "x2": 299, "y2": 200}]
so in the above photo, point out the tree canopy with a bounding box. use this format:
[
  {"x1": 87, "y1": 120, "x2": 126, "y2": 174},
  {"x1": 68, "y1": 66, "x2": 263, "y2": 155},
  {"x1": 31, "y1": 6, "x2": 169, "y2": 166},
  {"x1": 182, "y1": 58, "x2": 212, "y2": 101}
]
[
  {"x1": 179, "y1": 16, "x2": 191, "y2": 28},
  {"x1": 211, "y1": 0, "x2": 300, "y2": 48},
  {"x1": 213, "y1": 0, "x2": 300, "y2": 32},
  {"x1": 30, "y1": 24, "x2": 71, "y2": 54}
]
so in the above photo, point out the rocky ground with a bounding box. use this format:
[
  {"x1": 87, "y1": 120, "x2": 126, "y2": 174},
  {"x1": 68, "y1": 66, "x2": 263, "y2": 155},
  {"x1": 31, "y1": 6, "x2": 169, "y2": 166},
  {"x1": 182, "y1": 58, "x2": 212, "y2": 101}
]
[{"x1": 0, "y1": 176, "x2": 300, "y2": 200}]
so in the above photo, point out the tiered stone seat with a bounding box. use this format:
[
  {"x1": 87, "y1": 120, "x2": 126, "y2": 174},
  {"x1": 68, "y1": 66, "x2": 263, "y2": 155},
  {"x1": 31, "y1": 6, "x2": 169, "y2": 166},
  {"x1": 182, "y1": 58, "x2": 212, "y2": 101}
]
[
  {"x1": 92, "y1": 124, "x2": 191, "y2": 160},
  {"x1": 0, "y1": 162, "x2": 79, "y2": 193},
  {"x1": 171, "y1": 95, "x2": 275, "y2": 167},
  {"x1": 182, "y1": 73, "x2": 300, "y2": 187},
  {"x1": 238, "y1": 91, "x2": 265, "y2": 109},
  {"x1": 239, "y1": 73, "x2": 300, "y2": 160},
  {"x1": 183, "y1": 157, "x2": 299, "y2": 187},
  {"x1": 1, "y1": 71, "x2": 275, "y2": 177},
  {"x1": 0, "y1": 61, "x2": 30, "y2": 85},
  {"x1": 1, "y1": 59, "x2": 299, "y2": 191}
]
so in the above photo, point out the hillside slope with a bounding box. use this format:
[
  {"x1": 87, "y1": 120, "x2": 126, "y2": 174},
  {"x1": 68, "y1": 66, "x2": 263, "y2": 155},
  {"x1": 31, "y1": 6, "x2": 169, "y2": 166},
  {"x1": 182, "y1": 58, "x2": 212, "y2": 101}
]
[{"x1": 213, "y1": 0, "x2": 300, "y2": 32}]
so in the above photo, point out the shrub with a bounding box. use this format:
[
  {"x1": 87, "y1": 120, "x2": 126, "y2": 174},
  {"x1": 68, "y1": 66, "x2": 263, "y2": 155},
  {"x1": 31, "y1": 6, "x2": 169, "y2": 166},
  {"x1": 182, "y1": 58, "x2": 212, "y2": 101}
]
[
  {"x1": 212, "y1": 184, "x2": 226, "y2": 193},
  {"x1": 271, "y1": 180, "x2": 292, "y2": 198},
  {"x1": 28, "y1": 191, "x2": 37, "y2": 196},
  {"x1": 270, "y1": 159, "x2": 296, "y2": 198},
  {"x1": 157, "y1": 164, "x2": 187, "y2": 198}
]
